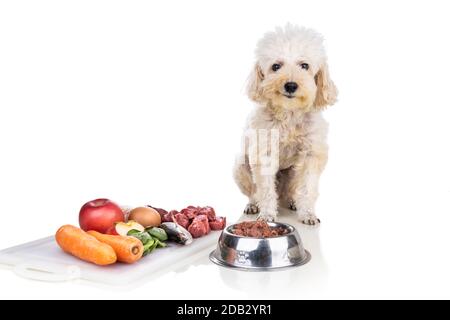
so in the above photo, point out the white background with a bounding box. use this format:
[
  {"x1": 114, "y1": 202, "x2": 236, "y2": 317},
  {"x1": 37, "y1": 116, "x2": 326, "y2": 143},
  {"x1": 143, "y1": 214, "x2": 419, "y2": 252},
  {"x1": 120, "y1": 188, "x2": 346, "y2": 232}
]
[{"x1": 1, "y1": 0, "x2": 450, "y2": 299}]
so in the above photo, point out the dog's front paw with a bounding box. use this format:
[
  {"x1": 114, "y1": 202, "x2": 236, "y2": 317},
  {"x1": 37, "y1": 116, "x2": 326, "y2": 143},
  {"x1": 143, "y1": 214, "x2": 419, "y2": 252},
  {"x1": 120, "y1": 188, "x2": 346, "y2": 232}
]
[
  {"x1": 297, "y1": 206, "x2": 321, "y2": 226},
  {"x1": 301, "y1": 215, "x2": 321, "y2": 226},
  {"x1": 288, "y1": 200, "x2": 297, "y2": 211},
  {"x1": 244, "y1": 203, "x2": 259, "y2": 215},
  {"x1": 256, "y1": 213, "x2": 275, "y2": 222}
]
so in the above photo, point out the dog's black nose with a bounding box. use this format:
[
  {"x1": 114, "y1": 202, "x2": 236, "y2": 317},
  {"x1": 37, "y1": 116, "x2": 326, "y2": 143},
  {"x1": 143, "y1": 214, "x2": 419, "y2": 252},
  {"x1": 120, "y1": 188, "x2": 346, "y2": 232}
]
[{"x1": 284, "y1": 82, "x2": 298, "y2": 93}]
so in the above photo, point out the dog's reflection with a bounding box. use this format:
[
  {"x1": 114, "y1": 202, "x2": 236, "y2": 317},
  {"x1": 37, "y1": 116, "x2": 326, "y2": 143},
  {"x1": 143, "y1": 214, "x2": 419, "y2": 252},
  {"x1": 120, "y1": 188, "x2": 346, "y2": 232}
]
[
  {"x1": 172, "y1": 210, "x2": 328, "y2": 298},
  {"x1": 214, "y1": 211, "x2": 328, "y2": 298}
]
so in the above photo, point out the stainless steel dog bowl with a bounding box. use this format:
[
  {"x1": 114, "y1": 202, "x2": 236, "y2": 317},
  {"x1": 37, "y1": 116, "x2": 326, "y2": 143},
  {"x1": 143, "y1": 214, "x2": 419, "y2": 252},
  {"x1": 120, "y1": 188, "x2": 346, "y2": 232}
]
[{"x1": 209, "y1": 222, "x2": 310, "y2": 271}]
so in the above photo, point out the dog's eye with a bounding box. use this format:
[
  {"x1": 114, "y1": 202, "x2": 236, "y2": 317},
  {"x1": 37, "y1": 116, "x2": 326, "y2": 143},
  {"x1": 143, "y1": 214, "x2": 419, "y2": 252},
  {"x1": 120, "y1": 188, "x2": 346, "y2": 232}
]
[
  {"x1": 271, "y1": 63, "x2": 282, "y2": 72},
  {"x1": 300, "y1": 63, "x2": 309, "y2": 70}
]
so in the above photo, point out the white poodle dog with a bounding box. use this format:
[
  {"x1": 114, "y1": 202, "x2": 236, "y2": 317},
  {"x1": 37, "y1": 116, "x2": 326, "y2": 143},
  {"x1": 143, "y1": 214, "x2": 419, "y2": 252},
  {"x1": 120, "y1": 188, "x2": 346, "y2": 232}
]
[{"x1": 234, "y1": 24, "x2": 337, "y2": 225}]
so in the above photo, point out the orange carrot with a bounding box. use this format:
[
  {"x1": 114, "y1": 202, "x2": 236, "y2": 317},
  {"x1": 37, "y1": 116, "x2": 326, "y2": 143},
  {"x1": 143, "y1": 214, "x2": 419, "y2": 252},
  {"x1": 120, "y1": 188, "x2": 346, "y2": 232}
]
[
  {"x1": 55, "y1": 225, "x2": 117, "y2": 266},
  {"x1": 87, "y1": 231, "x2": 144, "y2": 264}
]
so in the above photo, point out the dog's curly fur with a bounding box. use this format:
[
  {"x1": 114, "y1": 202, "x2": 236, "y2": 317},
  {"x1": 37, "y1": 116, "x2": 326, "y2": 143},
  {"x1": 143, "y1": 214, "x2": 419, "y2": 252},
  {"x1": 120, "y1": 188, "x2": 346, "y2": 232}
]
[{"x1": 233, "y1": 24, "x2": 337, "y2": 225}]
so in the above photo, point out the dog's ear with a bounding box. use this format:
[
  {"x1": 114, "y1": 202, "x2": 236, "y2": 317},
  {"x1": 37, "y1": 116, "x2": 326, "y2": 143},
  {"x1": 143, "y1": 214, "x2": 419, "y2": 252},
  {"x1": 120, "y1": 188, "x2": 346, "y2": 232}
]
[
  {"x1": 313, "y1": 62, "x2": 337, "y2": 110},
  {"x1": 247, "y1": 63, "x2": 264, "y2": 102}
]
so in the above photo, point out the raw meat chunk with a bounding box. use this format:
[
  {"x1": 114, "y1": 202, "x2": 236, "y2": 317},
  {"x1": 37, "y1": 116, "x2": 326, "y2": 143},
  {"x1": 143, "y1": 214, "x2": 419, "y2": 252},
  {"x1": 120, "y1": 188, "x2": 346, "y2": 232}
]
[
  {"x1": 173, "y1": 213, "x2": 190, "y2": 229},
  {"x1": 180, "y1": 206, "x2": 200, "y2": 220},
  {"x1": 209, "y1": 216, "x2": 226, "y2": 230},
  {"x1": 193, "y1": 215, "x2": 210, "y2": 234},
  {"x1": 197, "y1": 206, "x2": 216, "y2": 221},
  {"x1": 188, "y1": 220, "x2": 208, "y2": 238}
]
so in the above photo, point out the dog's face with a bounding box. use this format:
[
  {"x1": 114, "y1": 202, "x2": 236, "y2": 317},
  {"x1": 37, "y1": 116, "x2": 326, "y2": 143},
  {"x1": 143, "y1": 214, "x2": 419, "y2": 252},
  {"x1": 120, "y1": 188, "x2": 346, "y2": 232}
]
[
  {"x1": 256, "y1": 58, "x2": 319, "y2": 110},
  {"x1": 248, "y1": 25, "x2": 337, "y2": 112}
]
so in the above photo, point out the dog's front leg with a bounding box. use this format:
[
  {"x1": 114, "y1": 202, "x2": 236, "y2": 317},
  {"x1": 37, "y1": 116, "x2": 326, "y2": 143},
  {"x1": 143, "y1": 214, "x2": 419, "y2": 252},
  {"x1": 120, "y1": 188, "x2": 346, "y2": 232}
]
[
  {"x1": 289, "y1": 151, "x2": 328, "y2": 225},
  {"x1": 251, "y1": 163, "x2": 278, "y2": 221},
  {"x1": 245, "y1": 127, "x2": 280, "y2": 221}
]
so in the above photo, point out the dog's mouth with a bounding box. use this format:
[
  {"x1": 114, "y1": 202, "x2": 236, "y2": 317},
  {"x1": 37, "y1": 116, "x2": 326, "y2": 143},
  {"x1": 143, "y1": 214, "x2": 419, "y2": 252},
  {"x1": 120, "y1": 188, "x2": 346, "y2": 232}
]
[{"x1": 282, "y1": 93, "x2": 296, "y2": 99}]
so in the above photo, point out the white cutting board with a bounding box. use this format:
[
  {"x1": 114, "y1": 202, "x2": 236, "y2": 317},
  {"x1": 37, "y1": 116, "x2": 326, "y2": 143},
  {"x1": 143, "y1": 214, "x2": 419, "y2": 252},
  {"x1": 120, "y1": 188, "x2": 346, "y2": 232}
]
[{"x1": 0, "y1": 231, "x2": 221, "y2": 286}]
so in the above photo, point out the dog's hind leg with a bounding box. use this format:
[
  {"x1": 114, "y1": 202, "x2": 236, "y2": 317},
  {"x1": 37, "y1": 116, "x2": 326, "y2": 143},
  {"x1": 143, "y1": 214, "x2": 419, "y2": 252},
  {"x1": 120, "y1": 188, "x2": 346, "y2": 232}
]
[{"x1": 233, "y1": 162, "x2": 259, "y2": 214}]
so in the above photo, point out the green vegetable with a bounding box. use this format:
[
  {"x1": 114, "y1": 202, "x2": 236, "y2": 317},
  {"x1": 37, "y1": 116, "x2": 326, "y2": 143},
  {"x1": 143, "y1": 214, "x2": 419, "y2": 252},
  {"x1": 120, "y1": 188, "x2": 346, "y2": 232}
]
[
  {"x1": 146, "y1": 227, "x2": 168, "y2": 242},
  {"x1": 127, "y1": 229, "x2": 142, "y2": 236},
  {"x1": 142, "y1": 239, "x2": 155, "y2": 256},
  {"x1": 128, "y1": 231, "x2": 152, "y2": 245},
  {"x1": 155, "y1": 239, "x2": 167, "y2": 248},
  {"x1": 132, "y1": 229, "x2": 168, "y2": 256},
  {"x1": 149, "y1": 239, "x2": 159, "y2": 252}
]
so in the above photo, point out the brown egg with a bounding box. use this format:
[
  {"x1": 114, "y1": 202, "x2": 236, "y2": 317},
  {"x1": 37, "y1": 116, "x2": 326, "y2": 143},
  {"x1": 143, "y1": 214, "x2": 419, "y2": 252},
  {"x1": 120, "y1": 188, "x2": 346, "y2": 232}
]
[{"x1": 128, "y1": 207, "x2": 161, "y2": 228}]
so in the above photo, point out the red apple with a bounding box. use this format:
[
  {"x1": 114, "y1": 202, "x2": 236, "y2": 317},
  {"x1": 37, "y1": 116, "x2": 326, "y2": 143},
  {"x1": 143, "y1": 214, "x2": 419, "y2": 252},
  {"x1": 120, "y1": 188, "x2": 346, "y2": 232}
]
[
  {"x1": 79, "y1": 198, "x2": 124, "y2": 233},
  {"x1": 105, "y1": 225, "x2": 119, "y2": 235}
]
